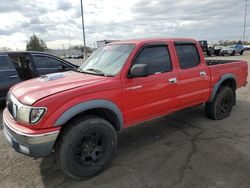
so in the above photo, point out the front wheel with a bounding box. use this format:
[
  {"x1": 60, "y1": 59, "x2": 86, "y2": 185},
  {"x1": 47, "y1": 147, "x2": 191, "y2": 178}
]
[
  {"x1": 205, "y1": 86, "x2": 234, "y2": 120},
  {"x1": 240, "y1": 50, "x2": 244, "y2": 55},
  {"x1": 56, "y1": 116, "x2": 117, "y2": 179}
]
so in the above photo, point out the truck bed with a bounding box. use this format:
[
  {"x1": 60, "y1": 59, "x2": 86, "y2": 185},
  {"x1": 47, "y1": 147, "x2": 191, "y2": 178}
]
[{"x1": 207, "y1": 59, "x2": 248, "y2": 90}]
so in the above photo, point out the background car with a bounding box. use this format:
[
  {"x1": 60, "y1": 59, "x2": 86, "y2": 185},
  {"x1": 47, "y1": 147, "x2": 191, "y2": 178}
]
[
  {"x1": 0, "y1": 51, "x2": 78, "y2": 103},
  {"x1": 199, "y1": 40, "x2": 214, "y2": 56},
  {"x1": 214, "y1": 45, "x2": 223, "y2": 56},
  {"x1": 220, "y1": 44, "x2": 244, "y2": 56}
]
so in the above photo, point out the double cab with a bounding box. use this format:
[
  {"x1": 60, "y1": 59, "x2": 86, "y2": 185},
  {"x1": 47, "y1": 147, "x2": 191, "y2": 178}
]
[{"x1": 2, "y1": 38, "x2": 248, "y2": 179}]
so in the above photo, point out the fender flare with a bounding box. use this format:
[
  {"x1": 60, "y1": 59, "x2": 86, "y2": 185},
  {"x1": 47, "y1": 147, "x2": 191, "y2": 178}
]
[
  {"x1": 54, "y1": 99, "x2": 123, "y2": 130},
  {"x1": 209, "y1": 73, "x2": 237, "y2": 102}
]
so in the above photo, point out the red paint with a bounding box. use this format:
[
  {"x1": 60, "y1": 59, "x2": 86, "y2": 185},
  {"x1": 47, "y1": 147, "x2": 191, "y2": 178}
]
[{"x1": 4, "y1": 38, "x2": 248, "y2": 134}]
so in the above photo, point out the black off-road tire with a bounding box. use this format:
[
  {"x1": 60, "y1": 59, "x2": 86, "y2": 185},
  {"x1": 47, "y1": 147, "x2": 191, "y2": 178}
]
[
  {"x1": 240, "y1": 50, "x2": 244, "y2": 55},
  {"x1": 56, "y1": 115, "x2": 117, "y2": 179},
  {"x1": 205, "y1": 102, "x2": 213, "y2": 119},
  {"x1": 205, "y1": 86, "x2": 234, "y2": 120}
]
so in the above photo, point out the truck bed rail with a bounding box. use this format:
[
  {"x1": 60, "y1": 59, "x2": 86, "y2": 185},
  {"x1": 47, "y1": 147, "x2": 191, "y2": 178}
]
[{"x1": 206, "y1": 60, "x2": 238, "y2": 66}]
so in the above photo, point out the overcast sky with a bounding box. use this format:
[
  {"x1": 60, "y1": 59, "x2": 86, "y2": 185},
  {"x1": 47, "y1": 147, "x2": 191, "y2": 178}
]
[{"x1": 0, "y1": 0, "x2": 249, "y2": 50}]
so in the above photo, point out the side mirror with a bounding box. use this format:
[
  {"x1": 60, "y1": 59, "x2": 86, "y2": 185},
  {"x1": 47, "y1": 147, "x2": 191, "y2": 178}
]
[{"x1": 130, "y1": 64, "x2": 148, "y2": 77}]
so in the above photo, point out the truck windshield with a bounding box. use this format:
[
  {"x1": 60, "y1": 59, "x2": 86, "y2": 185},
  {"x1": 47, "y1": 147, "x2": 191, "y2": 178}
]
[{"x1": 79, "y1": 44, "x2": 135, "y2": 76}]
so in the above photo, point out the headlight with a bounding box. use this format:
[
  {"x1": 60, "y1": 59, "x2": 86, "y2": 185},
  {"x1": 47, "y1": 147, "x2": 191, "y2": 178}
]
[
  {"x1": 16, "y1": 106, "x2": 46, "y2": 124},
  {"x1": 8, "y1": 93, "x2": 47, "y2": 125},
  {"x1": 30, "y1": 108, "x2": 46, "y2": 124}
]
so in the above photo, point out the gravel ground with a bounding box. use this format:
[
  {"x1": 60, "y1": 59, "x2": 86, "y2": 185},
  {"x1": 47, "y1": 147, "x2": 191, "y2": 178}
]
[{"x1": 0, "y1": 53, "x2": 250, "y2": 188}]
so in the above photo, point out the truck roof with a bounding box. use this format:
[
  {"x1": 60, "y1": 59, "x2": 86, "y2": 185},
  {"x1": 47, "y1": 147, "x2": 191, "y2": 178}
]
[{"x1": 111, "y1": 38, "x2": 197, "y2": 45}]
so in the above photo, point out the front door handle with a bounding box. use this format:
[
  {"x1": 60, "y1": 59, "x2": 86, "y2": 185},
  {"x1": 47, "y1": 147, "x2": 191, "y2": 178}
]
[
  {"x1": 200, "y1": 71, "x2": 206, "y2": 77},
  {"x1": 169, "y1": 78, "x2": 177, "y2": 84}
]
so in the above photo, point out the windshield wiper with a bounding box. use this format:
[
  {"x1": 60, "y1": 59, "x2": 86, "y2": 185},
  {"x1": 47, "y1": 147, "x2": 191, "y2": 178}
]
[
  {"x1": 86, "y1": 68, "x2": 108, "y2": 76},
  {"x1": 76, "y1": 67, "x2": 84, "y2": 73},
  {"x1": 76, "y1": 67, "x2": 112, "y2": 77},
  {"x1": 76, "y1": 67, "x2": 92, "y2": 74}
]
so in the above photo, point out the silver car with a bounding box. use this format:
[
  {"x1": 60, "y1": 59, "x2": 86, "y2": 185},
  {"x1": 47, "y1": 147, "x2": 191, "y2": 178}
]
[{"x1": 220, "y1": 44, "x2": 244, "y2": 56}]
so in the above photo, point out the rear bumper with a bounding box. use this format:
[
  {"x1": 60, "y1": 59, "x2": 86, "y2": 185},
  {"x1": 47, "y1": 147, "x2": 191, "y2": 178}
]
[{"x1": 3, "y1": 110, "x2": 59, "y2": 158}]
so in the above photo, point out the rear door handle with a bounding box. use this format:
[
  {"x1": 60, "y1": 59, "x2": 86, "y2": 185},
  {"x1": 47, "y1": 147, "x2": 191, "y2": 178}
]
[
  {"x1": 9, "y1": 75, "x2": 18, "y2": 79},
  {"x1": 200, "y1": 71, "x2": 206, "y2": 77},
  {"x1": 168, "y1": 78, "x2": 177, "y2": 84}
]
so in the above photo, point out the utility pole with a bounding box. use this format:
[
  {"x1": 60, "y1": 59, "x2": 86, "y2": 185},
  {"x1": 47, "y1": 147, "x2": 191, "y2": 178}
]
[
  {"x1": 243, "y1": 0, "x2": 248, "y2": 45},
  {"x1": 63, "y1": 44, "x2": 66, "y2": 57},
  {"x1": 68, "y1": 28, "x2": 71, "y2": 55},
  {"x1": 80, "y1": 0, "x2": 87, "y2": 59}
]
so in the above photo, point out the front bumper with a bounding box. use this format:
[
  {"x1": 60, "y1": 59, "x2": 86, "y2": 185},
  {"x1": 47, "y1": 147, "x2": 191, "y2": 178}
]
[{"x1": 3, "y1": 110, "x2": 59, "y2": 158}]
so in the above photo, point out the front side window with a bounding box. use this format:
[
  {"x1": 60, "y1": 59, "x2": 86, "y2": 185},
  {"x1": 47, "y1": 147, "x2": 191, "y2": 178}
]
[
  {"x1": 34, "y1": 56, "x2": 62, "y2": 69},
  {"x1": 133, "y1": 45, "x2": 172, "y2": 75},
  {"x1": 175, "y1": 44, "x2": 200, "y2": 69},
  {"x1": 79, "y1": 44, "x2": 135, "y2": 76},
  {"x1": 0, "y1": 55, "x2": 14, "y2": 70}
]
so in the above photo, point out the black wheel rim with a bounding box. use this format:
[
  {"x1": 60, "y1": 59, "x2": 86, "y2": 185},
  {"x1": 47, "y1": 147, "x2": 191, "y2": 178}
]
[
  {"x1": 218, "y1": 93, "x2": 233, "y2": 115},
  {"x1": 75, "y1": 132, "x2": 106, "y2": 166}
]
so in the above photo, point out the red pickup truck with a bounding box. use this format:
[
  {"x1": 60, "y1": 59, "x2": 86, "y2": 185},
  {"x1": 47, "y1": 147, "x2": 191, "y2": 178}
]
[{"x1": 3, "y1": 38, "x2": 248, "y2": 179}]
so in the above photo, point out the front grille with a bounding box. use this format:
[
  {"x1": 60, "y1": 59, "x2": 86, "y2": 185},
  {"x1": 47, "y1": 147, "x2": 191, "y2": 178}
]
[
  {"x1": 7, "y1": 99, "x2": 14, "y2": 118},
  {"x1": 6, "y1": 94, "x2": 17, "y2": 119}
]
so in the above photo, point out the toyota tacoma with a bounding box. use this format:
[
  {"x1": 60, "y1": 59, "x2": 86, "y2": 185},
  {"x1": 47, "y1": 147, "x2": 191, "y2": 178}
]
[{"x1": 2, "y1": 38, "x2": 248, "y2": 179}]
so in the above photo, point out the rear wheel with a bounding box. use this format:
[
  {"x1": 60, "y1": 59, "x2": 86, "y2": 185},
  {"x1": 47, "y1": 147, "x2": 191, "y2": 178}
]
[
  {"x1": 57, "y1": 116, "x2": 117, "y2": 179},
  {"x1": 240, "y1": 50, "x2": 244, "y2": 55},
  {"x1": 205, "y1": 86, "x2": 234, "y2": 120}
]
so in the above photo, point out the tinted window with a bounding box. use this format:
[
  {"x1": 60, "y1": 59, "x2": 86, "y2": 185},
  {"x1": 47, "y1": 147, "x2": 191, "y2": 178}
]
[
  {"x1": 0, "y1": 55, "x2": 14, "y2": 70},
  {"x1": 175, "y1": 44, "x2": 200, "y2": 69},
  {"x1": 34, "y1": 56, "x2": 62, "y2": 68},
  {"x1": 134, "y1": 45, "x2": 172, "y2": 75}
]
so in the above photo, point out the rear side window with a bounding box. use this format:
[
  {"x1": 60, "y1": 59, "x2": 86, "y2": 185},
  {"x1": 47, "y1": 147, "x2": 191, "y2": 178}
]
[
  {"x1": 0, "y1": 55, "x2": 14, "y2": 70},
  {"x1": 134, "y1": 45, "x2": 172, "y2": 75},
  {"x1": 175, "y1": 44, "x2": 200, "y2": 69}
]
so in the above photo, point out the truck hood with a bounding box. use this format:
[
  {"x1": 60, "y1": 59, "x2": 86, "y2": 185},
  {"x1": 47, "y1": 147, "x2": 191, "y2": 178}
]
[{"x1": 11, "y1": 71, "x2": 109, "y2": 105}]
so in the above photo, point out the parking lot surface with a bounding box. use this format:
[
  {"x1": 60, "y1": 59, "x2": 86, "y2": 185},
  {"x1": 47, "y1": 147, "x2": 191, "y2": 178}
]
[{"x1": 0, "y1": 53, "x2": 250, "y2": 188}]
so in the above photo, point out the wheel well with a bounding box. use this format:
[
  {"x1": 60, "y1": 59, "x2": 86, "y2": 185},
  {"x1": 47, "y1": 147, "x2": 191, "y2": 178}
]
[
  {"x1": 220, "y1": 78, "x2": 236, "y2": 91},
  {"x1": 219, "y1": 78, "x2": 236, "y2": 104},
  {"x1": 62, "y1": 108, "x2": 122, "y2": 132}
]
